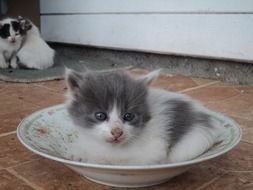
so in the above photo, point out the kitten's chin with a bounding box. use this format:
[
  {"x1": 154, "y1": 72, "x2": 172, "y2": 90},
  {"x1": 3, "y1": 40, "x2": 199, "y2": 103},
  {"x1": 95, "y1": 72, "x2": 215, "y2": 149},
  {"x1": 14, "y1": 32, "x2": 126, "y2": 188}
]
[
  {"x1": 105, "y1": 136, "x2": 126, "y2": 145},
  {"x1": 8, "y1": 40, "x2": 16, "y2": 44}
]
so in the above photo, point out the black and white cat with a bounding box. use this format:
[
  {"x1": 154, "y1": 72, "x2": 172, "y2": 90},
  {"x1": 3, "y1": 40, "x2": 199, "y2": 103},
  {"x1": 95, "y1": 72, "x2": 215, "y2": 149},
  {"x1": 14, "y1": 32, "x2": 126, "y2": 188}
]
[
  {"x1": 65, "y1": 69, "x2": 222, "y2": 165},
  {"x1": 0, "y1": 17, "x2": 24, "y2": 68},
  {"x1": 0, "y1": 16, "x2": 55, "y2": 69}
]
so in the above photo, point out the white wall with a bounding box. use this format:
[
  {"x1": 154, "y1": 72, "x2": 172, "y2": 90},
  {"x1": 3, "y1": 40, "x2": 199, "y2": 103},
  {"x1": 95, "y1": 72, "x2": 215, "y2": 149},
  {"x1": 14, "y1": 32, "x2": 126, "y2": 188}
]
[{"x1": 40, "y1": 0, "x2": 253, "y2": 62}]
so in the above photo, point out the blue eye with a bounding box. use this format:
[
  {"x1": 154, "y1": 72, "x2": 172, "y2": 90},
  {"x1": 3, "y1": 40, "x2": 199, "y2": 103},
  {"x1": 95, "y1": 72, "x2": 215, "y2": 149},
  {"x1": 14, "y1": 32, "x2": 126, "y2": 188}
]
[
  {"x1": 95, "y1": 112, "x2": 107, "y2": 121},
  {"x1": 123, "y1": 113, "x2": 135, "y2": 122}
]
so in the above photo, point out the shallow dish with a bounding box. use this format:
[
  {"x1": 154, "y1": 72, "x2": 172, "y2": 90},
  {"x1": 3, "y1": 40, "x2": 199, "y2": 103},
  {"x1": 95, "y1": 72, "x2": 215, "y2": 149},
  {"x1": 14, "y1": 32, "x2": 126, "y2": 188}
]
[{"x1": 17, "y1": 104, "x2": 241, "y2": 188}]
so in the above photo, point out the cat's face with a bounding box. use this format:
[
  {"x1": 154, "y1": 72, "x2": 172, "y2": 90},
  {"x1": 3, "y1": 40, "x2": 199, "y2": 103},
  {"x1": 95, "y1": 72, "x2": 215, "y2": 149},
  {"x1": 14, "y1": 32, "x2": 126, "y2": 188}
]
[
  {"x1": 66, "y1": 70, "x2": 159, "y2": 145},
  {"x1": 0, "y1": 18, "x2": 27, "y2": 45}
]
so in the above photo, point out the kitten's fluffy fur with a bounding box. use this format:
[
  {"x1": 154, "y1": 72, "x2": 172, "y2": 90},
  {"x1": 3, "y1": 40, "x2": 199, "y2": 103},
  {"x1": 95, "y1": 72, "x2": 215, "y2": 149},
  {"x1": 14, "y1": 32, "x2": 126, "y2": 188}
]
[
  {"x1": 65, "y1": 69, "x2": 221, "y2": 165},
  {"x1": 0, "y1": 16, "x2": 55, "y2": 69},
  {"x1": 14, "y1": 17, "x2": 55, "y2": 69}
]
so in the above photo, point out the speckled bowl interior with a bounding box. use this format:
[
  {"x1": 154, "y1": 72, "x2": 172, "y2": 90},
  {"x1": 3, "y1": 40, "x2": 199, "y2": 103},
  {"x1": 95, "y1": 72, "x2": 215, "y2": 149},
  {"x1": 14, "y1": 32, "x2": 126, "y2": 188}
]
[{"x1": 17, "y1": 104, "x2": 241, "y2": 188}]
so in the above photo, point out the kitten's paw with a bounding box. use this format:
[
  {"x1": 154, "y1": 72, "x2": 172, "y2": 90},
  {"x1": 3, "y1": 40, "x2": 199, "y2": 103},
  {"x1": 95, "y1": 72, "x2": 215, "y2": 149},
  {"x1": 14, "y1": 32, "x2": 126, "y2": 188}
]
[
  {"x1": 10, "y1": 63, "x2": 18, "y2": 69},
  {"x1": 10, "y1": 57, "x2": 18, "y2": 69},
  {"x1": 0, "y1": 62, "x2": 8, "y2": 69}
]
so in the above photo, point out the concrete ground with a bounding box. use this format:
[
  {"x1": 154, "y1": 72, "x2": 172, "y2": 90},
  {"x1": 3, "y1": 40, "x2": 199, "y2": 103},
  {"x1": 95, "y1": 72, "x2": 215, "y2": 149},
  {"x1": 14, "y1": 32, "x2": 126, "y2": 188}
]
[
  {"x1": 53, "y1": 44, "x2": 253, "y2": 85},
  {"x1": 0, "y1": 68, "x2": 252, "y2": 190}
]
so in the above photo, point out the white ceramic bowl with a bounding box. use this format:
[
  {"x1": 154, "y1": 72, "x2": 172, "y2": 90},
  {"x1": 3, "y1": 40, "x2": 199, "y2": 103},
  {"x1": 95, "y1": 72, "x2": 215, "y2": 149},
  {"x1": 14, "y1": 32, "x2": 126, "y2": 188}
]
[{"x1": 17, "y1": 104, "x2": 241, "y2": 188}]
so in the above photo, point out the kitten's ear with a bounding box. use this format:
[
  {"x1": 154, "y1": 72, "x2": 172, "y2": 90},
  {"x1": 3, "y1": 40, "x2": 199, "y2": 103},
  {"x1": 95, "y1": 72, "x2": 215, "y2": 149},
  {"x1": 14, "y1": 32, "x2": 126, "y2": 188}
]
[
  {"x1": 19, "y1": 17, "x2": 32, "y2": 31},
  {"x1": 24, "y1": 21, "x2": 32, "y2": 31},
  {"x1": 65, "y1": 69, "x2": 84, "y2": 97},
  {"x1": 137, "y1": 70, "x2": 160, "y2": 85},
  {"x1": 18, "y1": 16, "x2": 24, "y2": 20}
]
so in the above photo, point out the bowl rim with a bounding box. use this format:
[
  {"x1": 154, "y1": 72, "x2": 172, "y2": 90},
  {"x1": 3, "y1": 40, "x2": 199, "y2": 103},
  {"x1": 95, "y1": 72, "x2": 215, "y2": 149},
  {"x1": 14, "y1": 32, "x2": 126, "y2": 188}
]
[{"x1": 17, "y1": 104, "x2": 242, "y2": 171}]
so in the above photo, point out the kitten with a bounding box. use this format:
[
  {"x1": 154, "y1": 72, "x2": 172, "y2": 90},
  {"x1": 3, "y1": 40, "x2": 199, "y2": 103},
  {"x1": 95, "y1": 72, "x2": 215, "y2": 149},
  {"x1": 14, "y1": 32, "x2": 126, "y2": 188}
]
[
  {"x1": 65, "y1": 69, "x2": 221, "y2": 165},
  {"x1": 0, "y1": 17, "x2": 25, "y2": 68},
  {"x1": 11, "y1": 16, "x2": 55, "y2": 69}
]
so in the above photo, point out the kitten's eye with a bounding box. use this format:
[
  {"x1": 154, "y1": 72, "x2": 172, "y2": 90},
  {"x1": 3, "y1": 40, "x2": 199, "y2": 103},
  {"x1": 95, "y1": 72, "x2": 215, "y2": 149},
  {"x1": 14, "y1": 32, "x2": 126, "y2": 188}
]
[
  {"x1": 95, "y1": 112, "x2": 107, "y2": 121},
  {"x1": 123, "y1": 113, "x2": 135, "y2": 122}
]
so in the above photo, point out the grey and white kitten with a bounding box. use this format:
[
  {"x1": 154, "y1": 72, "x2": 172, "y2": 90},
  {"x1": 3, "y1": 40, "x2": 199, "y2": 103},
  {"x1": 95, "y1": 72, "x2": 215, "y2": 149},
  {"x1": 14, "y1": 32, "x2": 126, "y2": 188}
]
[
  {"x1": 0, "y1": 17, "x2": 25, "y2": 68},
  {"x1": 65, "y1": 69, "x2": 221, "y2": 165}
]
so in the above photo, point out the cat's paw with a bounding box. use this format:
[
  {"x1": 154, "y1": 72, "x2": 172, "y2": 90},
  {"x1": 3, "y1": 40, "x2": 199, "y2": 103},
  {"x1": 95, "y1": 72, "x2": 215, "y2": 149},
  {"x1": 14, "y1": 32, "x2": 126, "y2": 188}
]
[
  {"x1": 10, "y1": 63, "x2": 18, "y2": 69},
  {"x1": 0, "y1": 62, "x2": 8, "y2": 69},
  {"x1": 10, "y1": 57, "x2": 18, "y2": 69}
]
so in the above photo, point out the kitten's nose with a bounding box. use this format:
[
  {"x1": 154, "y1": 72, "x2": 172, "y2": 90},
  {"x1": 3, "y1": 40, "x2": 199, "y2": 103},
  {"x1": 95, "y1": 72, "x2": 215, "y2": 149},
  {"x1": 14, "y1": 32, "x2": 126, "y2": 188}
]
[
  {"x1": 111, "y1": 127, "x2": 123, "y2": 138},
  {"x1": 10, "y1": 37, "x2": 16, "y2": 43}
]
